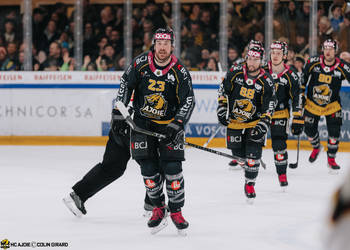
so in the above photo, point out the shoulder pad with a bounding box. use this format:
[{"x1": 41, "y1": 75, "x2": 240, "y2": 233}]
[
  {"x1": 288, "y1": 69, "x2": 299, "y2": 81},
  {"x1": 340, "y1": 61, "x2": 350, "y2": 73},
  {"x1": 133, "y1": 52, "x2": 148, "y2": 68},
  {"x1": 229, "y1": 64, "x2": 243, "y2": 73},
  {"x1": 175, "y1": 63, "x2": 190, "y2": 80},
  {"x1": 262, "y1": 73, "x2": 274, "y2": 87},
  {"x1": 308, "y1": 56, "x2": 320, "y2": 65}
]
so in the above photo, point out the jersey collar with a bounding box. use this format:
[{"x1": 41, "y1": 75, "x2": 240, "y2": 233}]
[{"x1": 148, "y1": 51, "x2": 178, "y2": 76}]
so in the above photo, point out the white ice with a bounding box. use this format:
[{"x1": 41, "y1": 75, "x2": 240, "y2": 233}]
[{"x1": 1, "y1": 145, "x2": 349, "y2": 250}]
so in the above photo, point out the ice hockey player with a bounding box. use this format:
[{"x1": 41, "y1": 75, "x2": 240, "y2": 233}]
[
  {"x1": 266, "y1": 41, "x2": 304, "y2": 189},
  {"x1": 217, "y1": 41, "x2": 276, "y2": 202},
  {"x1": 302, "y1": 39, "x2": 350, "y2": 173},
  {"x1": 114, "y1": 28, "x2": 195, "y2": 235},
  {"x1": 62, "y1": 110, "x2": 155, "y2": 218},
  {"x1": 228, "y1": 40, "x2": 264, "y2": 169}
]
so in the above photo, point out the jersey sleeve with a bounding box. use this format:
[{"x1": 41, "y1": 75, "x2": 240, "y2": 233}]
[
  {"x1": 218, "y1": 70, "x2": 234, "y2": 105},
  {"x1": 115, "y1": 60, "x2": 139, "y2": 108},
  {"x1": 174, "y1": 67, "x2": 195, "y2": 125},
  {"x1": 340, "y1": 59, "x2": 350, "y2": 81},
  {"x1": 289, "y1": 71, "x2": 303, "y2": 116},
  {"x1": 261, "y1": 74, "x2": 276, "y2": 121}
]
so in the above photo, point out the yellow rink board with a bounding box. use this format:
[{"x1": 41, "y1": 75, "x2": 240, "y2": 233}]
[{"x1": 1, "y1": 136, "x2": 350, "y2": 152}]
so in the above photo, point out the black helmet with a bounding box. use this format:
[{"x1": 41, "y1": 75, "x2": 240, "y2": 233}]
[
  {"x1": 246, "y1": 45, "x2": 265, "y2": 60},
  {"x1": 322, "y1": 39, "x2": 338, "y2": 52},
  {"x1": 270, "y1": 41, "x2": 288, "y2": 56},
  {"x1": 152, "y1": 28, "x2": 175, "y2": 47}
]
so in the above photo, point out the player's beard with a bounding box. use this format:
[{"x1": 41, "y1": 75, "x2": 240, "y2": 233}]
[
  {"x1": 247, "y1": 64, "x2": 259, "y2": 74},
  {"x1": 154, "y1": 49, "x2": 172, "y2": 64},
  {"x1": 324, "y1": 54, "x2": 335, "y2": 64}
]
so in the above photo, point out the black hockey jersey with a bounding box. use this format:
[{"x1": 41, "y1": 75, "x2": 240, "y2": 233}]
[
  {"x1": 116, "y1": 51, "x2": 195, "y2": 125},
  {"x1": 218, "y1": 63, "x2": 276, "y2": 129},
  {"x1": 265, "y1": 62, "x2": 303, "y2": 119},
  {"x1": 302, "y1": 55, "x2": 350, "y2": 116}
]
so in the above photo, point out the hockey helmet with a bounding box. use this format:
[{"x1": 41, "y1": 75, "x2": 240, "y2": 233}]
[
  {"x1": 152, "y1": 28, "x2": 175, "y2": 47},
  {"x1": 322, "y1": 39, "x2": 338, "y2": 52},
  {"x1": 270, "y1": 41, "x2": 288, "y2": 56}
]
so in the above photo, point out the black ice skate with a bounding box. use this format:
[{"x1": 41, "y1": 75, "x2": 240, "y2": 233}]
[
  {"x1": 147, "y1": 206, "x2": 168, "y2": 234},
  {"x1": 309, "y1": 146, "x2": 322, "y2": 163},
  {"x1": 63, "y1": 191, "x2": 87, "y2": 218},
  {"x1": 170, "y1": 211, "x2": 189, "y2": 236},
  {"x1": 278, "y1": 174, "x2": 288, "y2": 191},
  {"x1": 244, "y1": 182, "x2": 256, "y2": 204},
  {"x1": 328, "y1": 157, "x2": 340, "y2": 174},
  {"x1": 143, "y1": 203, "x2": 154, "y2": 218}
]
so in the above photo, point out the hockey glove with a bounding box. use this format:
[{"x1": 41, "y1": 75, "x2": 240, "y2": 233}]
[
  {"x1": 291, "y1": 115, "x2": 304, "y2": 135},
  {"x1": 249, "y1": 117, "x2": 270, "y2": 143},
  {"x1": 111, "y1": 108, "x2": 132, "y2": 136},
  {"x1": 163, "y1": 120, "x2": 184, "y2": 146},
  {"x1": 217, "y1": 102, "x2": 229, "y2": 126}
]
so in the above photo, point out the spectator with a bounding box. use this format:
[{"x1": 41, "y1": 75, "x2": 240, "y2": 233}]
[
  {"x1": 197, "y1": 48, "x2": 210, "y2": 70},
  {"x1": 228, "y1": 46, "x2": 243, "y2": 66},
  {"x1": 145, "y1": 0, "x2": 166, "y2": 29},
  {"x1": 83, "y1": 22, "x2": 96, "y2": 56},
  {"x1": 6, "y1": 41, "x2": 18, "y2": 63},
  {"x1": 142, "y1": 32, "x2": 152, "y2": 52},
  {"x1": 110, "y1": 29, "x2": 123, "y2": 55},
  {"x1": 282, "y1": 0, "x2": 298, "y2": 46},
  {"x1": 330, "y1": 4, "x2": 344, "y2": 33},
  {"x1": 3, "y1": 20, "x2": 17, "y2": 44},
  {"x1": 296, "y1": 1, "x2": 310, "y2": 38},
  {"x1": 161, "y1": 2, "x2": 172, "y2": 28},
  {"x1": 0, "y1": 46, "x2": 16, "y2": 71},
  {"x1": 40, "y1": 41, "x2": 63, "y2": 70},
  {"x1": 286, "y1": 46, "x2": 296, "y2": 66},
  {"x1": 96, "y1": 6, "x2": 115, "y2": 36},
  {"x1": 189, "y1": 4, "x2": 201, "y2": 22},
  {"x1": 101, "y1": 44, "x2": 116, "y2": 71},
  {"x1": 339, "y1": 12, "x2": 350, "y2": 52},
  {"x1": 205, "y1": 56, "x2": 218, "y2": 71},
  {"x1": 294, "y1": 33, "x2": 309, "y2": 54},
  {"x1": 38, "y1": 20, "x2": 60, "y2": 54},
  {"x1": 318, "y1": 16, "x2": 335, "y2": 52},
  {"x1": 293, "y1": 54, "x2": 305, "y2": 76}
]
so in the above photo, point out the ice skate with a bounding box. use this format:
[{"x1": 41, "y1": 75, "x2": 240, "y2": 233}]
[
  {"x1": 63, "y1": 191, "x2": 86, "y2": 218},
  {"x1": 278, "y1": 174, "x2": 288, "y2": 192},
  {"x1": 328, "y1": 157, "x2": 340, "y2": 175},
  {"x1": 170, "y1": 211, "x2": 189, "y2": 236},
  {"x1": 148, "y1": 206, "x2": 168, "y2": 235},
  {"x1": 309, "y1": 146, "x2": 322, "y2": 163},
  {"x1": 244, "y1": 182, "x2": 256, "y2": 204},
  {"x1": 143, "y1": 203, "x2": 153, "y2": 218},
  {"x1": 228, "y1": 159, "x2": 242, "y2": 171}
]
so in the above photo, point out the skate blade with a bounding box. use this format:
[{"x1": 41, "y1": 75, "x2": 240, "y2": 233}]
[
  {"x1": 177, "y1": 229, "x2": 187, "y2": 236},
  {"x1": 328, "y1": 168, "x2": 340, "y2": 175},
  {"x1": 229, "y1": 165, "x2": 242, "y2": 171},
  {"x1": 143, "y1": 210, "x2": 153, "y2": 218},
  {"x1": 62, "y1": 197, "x2": 83, "y2": 218},
  {"x1": 246, "y1": 198, "x2": 255, "y2": 205},
  {"x1": 281, "y1": 186, "x2": 287, "y2": 192},
  {"x1": 150, "y1": 219, "x2": 168, "y2": 235}
]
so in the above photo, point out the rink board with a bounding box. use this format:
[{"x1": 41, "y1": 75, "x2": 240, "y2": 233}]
[{"x1": 1, "y1": 71, "x2": 350, "y2": 150}]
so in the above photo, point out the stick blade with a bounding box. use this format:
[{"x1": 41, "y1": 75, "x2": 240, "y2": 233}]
[{"x1": 289, "y1": 163, "x2": 298, "y2": 169}]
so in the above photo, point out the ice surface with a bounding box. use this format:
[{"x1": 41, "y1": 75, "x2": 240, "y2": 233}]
[{"x1": 1, "y1": 145, "x2": 349, "y2": 250}]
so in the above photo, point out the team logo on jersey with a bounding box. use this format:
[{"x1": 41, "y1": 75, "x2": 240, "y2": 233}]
[
  {"x1": 232, "y1": 99, "x2": 256, "y2": 122},
  {"x1": 141, "y1": 93, "x2": 168, "y2": 119},
  {"x1": 312, "y1": 84, "x2": 332, "y2": 105},
  {"x1": 276, "y1": 154, "x2": 284, "y2": 161},
  {"x1": 247, "y1": 159, "x2": 255, "y2": 167}
]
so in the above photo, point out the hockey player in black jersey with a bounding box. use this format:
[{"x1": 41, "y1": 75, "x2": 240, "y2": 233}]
[
  {"x1": 114, "y1": 28, "x2": 195, "y2": 234},
  {"x1": 302, "y1": 39, "x2": 350, "y2": 172},
  {"x1": 62, "y1": 108, "x2": 156, "y2": 218},
  {"x1": 217, "y1": 42, "x2": 276, "y2": 202},
  {"x1": 266, "y1": 41, "x2": 304, "y2": 189}
]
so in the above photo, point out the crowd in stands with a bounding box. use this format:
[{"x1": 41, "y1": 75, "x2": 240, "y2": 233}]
[{"x1": 0, "y1": 0, "x2": 350, "y2": 72}]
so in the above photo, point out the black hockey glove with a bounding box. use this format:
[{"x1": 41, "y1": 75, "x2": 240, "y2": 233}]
[
  {"x1": 249, "y1": 117, "x2": 270, "y2": 143},
  {"x1": 111, "y1": 108, "x2": 132, "y2": 136},
  {"x1": 291, "y1": 116, "x2": 304, "y2": 135},
  {"x1": 217, "y1": 102, "x2": 229, "y2": 126},
  {"x1": 163, "y1": 120, "x2": 184, "y2": 146}
]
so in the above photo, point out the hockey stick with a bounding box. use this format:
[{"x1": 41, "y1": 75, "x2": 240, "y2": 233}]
[
  {"x1": 116, "y1": 101, "x2": 244, "y2": 161},
  {"x1": 203, "y1": 125, "x2": 222, "y2": 147},
  {"x1": 116, "y1": 101, "x2": 267, "y2": 168},
  {"x1": 289, "y1": 135, "x2": 300, "y2": 169}
]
